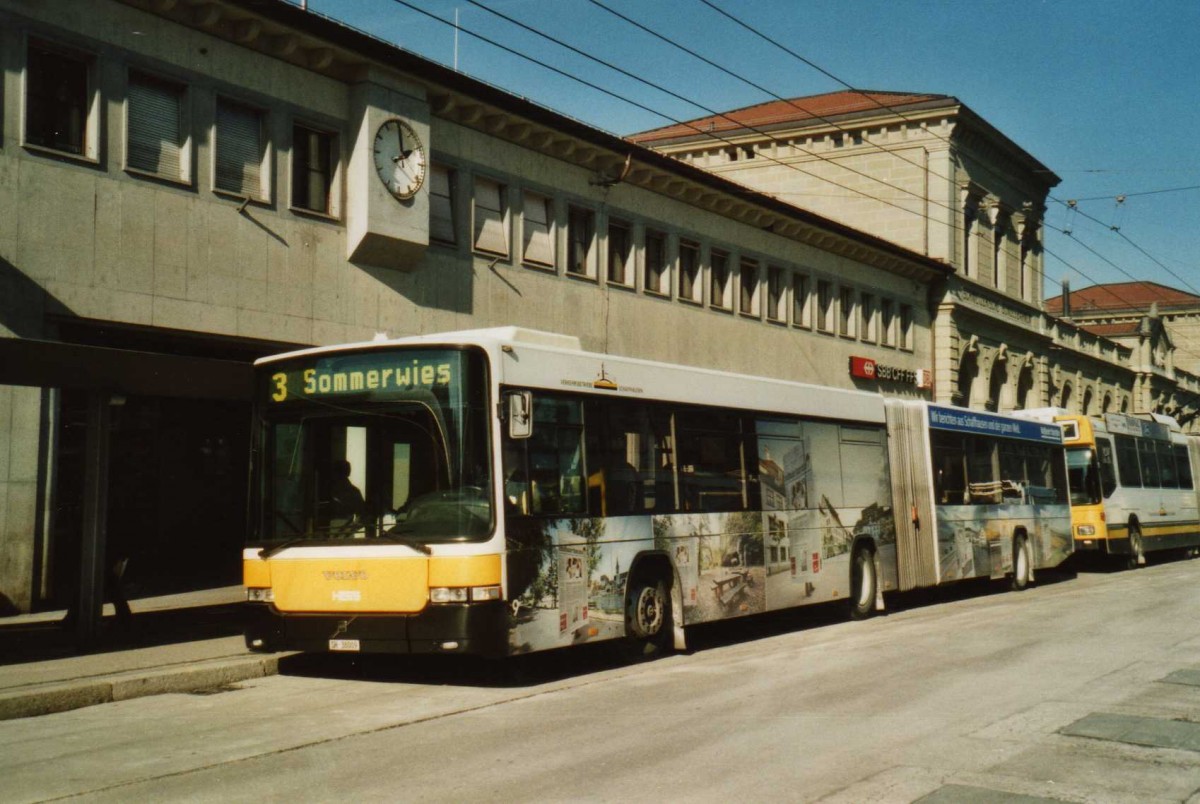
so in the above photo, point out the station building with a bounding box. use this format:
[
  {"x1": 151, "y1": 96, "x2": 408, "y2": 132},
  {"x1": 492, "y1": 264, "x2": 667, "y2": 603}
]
[
  {"x1": 0, "y1": 0, "x2": 947, "y2": 615},
  {"x1": 630, "y1": 94, "x2": 1200, "y2": 426}
]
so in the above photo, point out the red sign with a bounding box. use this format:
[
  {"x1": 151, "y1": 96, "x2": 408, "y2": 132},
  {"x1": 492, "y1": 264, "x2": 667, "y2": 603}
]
[
  {"x1": 812, "y1": 552, "x2": 821, "y2": 573},
  {"x1": 850, "y1": 356, "x2": 877, "y2": 380},
  {"x1": 849, "y1": 356, "x2": 921, "y2": 386}
]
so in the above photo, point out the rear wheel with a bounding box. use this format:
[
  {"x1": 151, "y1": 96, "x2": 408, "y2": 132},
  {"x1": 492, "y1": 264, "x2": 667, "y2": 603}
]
[
  {"x1": 849, "y1": 546, "x2": 877, "y2": 620},
  {"x1": 1010, "y1": 534, "x2": 1031, "y2": 591},
  {"x1": 624, "y1": 574, "x2": 672, "y2": 658}
]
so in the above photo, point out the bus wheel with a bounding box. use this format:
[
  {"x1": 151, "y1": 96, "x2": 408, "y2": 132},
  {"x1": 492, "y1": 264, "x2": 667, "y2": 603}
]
[
  {"x1": 849, "y1": 546, "x2": 877, "y2": 620},
  {"x1": 1125, "y1": 525, "x2": 1145, "y2": 570},
  {"x1": 625, "y1": 575, "x2": 671, "y2": 657},
  {"x1": 1010, "y1": 535, "x2": 1031, "y2": 591}
]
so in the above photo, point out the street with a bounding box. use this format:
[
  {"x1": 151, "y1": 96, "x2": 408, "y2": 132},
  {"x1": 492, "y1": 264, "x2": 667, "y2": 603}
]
[{"x1": 4, "y1": 558, "x2": 1200, "y2": 803}]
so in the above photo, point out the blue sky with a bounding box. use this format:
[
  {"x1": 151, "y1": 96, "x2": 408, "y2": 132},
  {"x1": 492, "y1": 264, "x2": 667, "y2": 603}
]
[{"x1": 308, "y1": 0, "x2": 1200, "y2": 300}]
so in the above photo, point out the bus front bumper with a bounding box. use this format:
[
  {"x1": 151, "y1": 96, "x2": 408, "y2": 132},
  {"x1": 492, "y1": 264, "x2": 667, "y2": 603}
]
[{"x1": 244, "y1": 600, "x2": 509, "y2": 658}]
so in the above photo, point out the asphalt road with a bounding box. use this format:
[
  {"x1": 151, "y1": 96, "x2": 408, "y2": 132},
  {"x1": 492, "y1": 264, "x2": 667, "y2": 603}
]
[{"x1": 4, "y1": 558, "x2": 1200, "y2": 803}]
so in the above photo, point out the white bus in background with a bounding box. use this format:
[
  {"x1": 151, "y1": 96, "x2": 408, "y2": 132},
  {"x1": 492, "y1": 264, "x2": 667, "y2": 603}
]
[
  {"x1": 243, "y1": 328, "x2": 1072, "y2": 658},
  {"x1": 1020, "y1": 409, "x2": 1200, "y2": 567}
]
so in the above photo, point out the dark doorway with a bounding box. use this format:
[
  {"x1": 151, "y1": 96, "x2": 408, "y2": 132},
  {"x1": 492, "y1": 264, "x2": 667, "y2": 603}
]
[{"x1": 49, "y1": 391, "x2": 250, "y2": 607}]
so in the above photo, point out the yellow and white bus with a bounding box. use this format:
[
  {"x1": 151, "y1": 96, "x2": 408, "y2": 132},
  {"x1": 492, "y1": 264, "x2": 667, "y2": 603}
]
[
  {"x1": 1030, "y1": 410, "x2": 1200, "y2": 567},
  {"x1": 244, "y1": 328, "x2": 1071, "y2": 657}
]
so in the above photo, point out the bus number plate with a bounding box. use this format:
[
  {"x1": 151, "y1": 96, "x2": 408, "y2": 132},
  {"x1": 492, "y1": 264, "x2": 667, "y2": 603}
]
[{"x1": 329, "y1": 639, "x2": 360, "y2": 652}]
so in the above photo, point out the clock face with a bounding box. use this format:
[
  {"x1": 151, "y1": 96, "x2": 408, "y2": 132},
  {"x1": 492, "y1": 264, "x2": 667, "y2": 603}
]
[{"x1": 373, "y1": 119, "x2": 426, "y2": 200}]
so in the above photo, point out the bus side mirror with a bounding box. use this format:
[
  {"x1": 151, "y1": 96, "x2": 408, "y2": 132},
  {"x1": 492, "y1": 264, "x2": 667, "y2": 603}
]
[{"x1": 507, "y1": 391, "x2": 533, "y2": 439}]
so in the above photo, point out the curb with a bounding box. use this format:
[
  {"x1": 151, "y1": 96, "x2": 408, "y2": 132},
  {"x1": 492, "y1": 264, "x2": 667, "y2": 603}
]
[{"x1": 0, "y1": 654, "x2": 286, "y2": 721}]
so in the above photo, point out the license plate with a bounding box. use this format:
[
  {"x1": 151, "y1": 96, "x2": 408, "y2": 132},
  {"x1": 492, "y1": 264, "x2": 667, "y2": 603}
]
[{"x1": 329, "y1": 639, "x2": 360, "y2": 652}]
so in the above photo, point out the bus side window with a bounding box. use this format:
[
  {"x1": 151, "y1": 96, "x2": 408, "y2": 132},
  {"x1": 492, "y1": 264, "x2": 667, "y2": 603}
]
[
  {"x1": 1096, "y1": 437, "x2": 1118, "y2": 497},
  {"x1": 1114, "y1": 435, "x2": 1142, "y2": 488},
  {"x1": 527, "y1": 397, "x2": 585, "y2": 516},
  {"x1": 931, "y1": 432, "x2": 966, "y2": 505},
  {"x1": 1157, "y1": 441, "x2": 1178, "y2": 489},
  {"x1": 1137, "y1": 438, "x2": 1161, "y2": 488},
  {"x1": 1174, "y1": 443, "x2": 1194, "y2": 491}
]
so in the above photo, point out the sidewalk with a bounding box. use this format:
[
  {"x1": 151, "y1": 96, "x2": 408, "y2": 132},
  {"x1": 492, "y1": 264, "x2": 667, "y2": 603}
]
[{"x1": 0, "y1": 586, "x2": 288, "y2": 721}]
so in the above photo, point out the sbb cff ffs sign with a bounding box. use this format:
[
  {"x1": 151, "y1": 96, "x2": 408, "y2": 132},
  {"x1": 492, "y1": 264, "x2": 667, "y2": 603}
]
[{"x1": 849, "y1": 356, "x2": 932, "y2": 389}]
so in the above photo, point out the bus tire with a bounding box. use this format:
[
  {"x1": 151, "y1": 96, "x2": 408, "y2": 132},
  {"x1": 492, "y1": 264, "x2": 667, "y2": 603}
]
[
  {"x1": 1010, "y1": 534, "x2": 1031, "y2": 591},
  {"x1": 1125, "y1": 524, "x2": 1145, "y2": 570},
  {"x1": 625, "y1": 574, "x2": 671, "y2": 658},
  {"x1": 849, "y1": 545, "x2": 877, "y2": 620}
]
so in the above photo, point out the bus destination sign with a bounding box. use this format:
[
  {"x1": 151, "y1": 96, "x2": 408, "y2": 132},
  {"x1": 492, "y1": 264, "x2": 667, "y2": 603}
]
[{"x1": 265, "y1": 350, "x2": 457, "y2": 404}]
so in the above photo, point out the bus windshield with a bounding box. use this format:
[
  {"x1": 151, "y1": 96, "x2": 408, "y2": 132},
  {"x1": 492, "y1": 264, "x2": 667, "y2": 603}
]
[
  {"x1": 251, "y1": 347, "x2": 493, "y2": 547},
  {"x1": 1065, "y1": 446, "x2": 1102, "y2": 506}
]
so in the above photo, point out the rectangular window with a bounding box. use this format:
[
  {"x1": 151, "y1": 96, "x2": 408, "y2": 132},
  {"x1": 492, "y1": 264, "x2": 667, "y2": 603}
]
[
  {"x1": 838, "y1": 287, "x2": 857, "y2": 337},
  {"x1": 816, "y1": 280, "x2": 833, "y2": 332},
  {"x1": 473, "y1": 176, "x2": 508, "y2": 257},
  {"x1": 25, "y1": 41, "x2": 93, "y2": 157},
  {"x1": 644, "y1": 229, "x2": 668, "y2": 294},
  {"x1": 899, "y1": 303, "x2": 913, "y2": 349},
  {"x1": 607, "y1": 217, "x2": 631, "y2": 285},
  {"x1": 880, "y1": 299, "x2": 895, "y2": 346},
  {"x1": 1114, "y1": 435, "x2": 1141, "y2": 488},
  {"x1": 1137, "y1": 438, "x2": 1161, "y2": 487},
  {"x1": 766, "y1": 266, "x2": 785, "y2": 322},
  {"x1": 568, "y1": 205, "x2": 596, "y2": 277},
  {"x1": 429, "y1": 164, "x2": 456, "y2": 245},
  {"x1": 678, "y1": 240, "x2": 701, "y2": 303},
  {"x1": 740, "y1": 259, "x2": 759, "y2": 316},
  {"x1": 215, "y1": 98, "x2": 268, "y2": 199},
  {"x1": 859, "y1": 293, "x2": 876, "y2": 342},
  {"x1": 1175, "y1": 443, "x2": 1194, "y2": 490},
  {"x1": 1157, "y1": 440, "x2": 1178, "y2": 489},
  {"x1": 521, "y1": 190, "x2": 554, "y2": 267},
  {"x1": 792, "y1": 273, "x2": 810, "y2": 328},
  {"x1": 127, "y1": 71, "x2": 187, "y2": 181},
  {"x1": 711, "y1": 250, "x2": 731, "y2": 310},
  {"x1": 291, "y1": 123, "x2": 334, "y2": 215}
]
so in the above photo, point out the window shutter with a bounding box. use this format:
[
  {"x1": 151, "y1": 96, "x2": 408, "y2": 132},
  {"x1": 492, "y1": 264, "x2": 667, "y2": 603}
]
[
  {"x1": 430, "y1": 165, "x2": 455, "y2": 244},
  {"x1": 522, "y1": 193, "x2": 553, "y2": 265},
  {"x1": 473, "y1": 178, "x2": 507, "y2": 255},
  {"x1": 216, "y1": 100, "x2": 263, "y2": 198},
  {"x1": 128, "y1": 75, "x2": 182, "y2": 178}
]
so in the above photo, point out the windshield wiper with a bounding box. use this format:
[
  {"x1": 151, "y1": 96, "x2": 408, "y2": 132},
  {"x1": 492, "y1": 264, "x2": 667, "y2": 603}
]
[
  {"x1": 373, "y1": 530, "x2": 433, "y2": 555},
  {"x1": 258, "y1": 538, "x2": 312, "y2": 559}
]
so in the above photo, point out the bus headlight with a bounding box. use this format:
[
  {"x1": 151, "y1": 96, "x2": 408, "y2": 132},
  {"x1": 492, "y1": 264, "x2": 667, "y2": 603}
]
[
  {"x1": 430, "y1": 587, "x2": 469, "y2": 604},
  {"x1": 1076, "y1": 525, "x2": 1096, "y2": 537},
  {"x1": 246, "y1": 587, "x2": 274, "y2": 603},
  {"x1": 430, "y1": 586, "x2": 502, "y2": 604}
]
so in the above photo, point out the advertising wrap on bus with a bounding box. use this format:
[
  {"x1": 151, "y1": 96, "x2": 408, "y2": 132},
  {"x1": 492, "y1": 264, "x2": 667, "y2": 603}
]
[{"x1": 928, "y1": 405, "x2": 1063, "y2": 445}]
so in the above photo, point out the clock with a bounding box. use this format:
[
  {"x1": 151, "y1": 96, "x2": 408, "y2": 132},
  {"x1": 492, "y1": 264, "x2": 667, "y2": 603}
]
[{"x1": 372, "y1": 119, "x2": 426, "y2": 200}]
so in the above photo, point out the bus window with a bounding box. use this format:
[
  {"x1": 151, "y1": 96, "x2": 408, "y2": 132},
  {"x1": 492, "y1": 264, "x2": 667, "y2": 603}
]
[
  {"x1": 1157, "y1": 440, "x2": 1178, "y2": 488},
  {"x1": 1065, "y1": 447, "x2": 1102, "y2": 506},
  {"x1": 518, "y1": 397, "x2": 586, "y2": 516},
  {"x1": 1137, "y1": 438, "x2": 1161, "y2": 487},
  {"x1": 1096, "y1": 437, "x2": 1118, "y2": 497},
  {"x1": 931, "y1": 432, "x2": 966, "y2": 505},
  {"x1": 1175, "y1": 444, "x2": 1194, "y2": 490},
  {"x1": 1114, "y1": 435, "x2": 1142, "y2": 488},
  {"x1": 675, "y1": 408, "x2": 757, "y2": 512},
  {"x1": 966, "y1": 436, "x2": 999, "y2": 504}
]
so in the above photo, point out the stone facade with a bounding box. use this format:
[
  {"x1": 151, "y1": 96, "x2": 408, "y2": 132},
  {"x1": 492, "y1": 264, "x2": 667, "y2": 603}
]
[
  {"x1": 0, "y1": 1, "x2": 946, "y2": 613},
  {"x1": 631, "y1": 92, "x2": 1200, "y2": 429}
]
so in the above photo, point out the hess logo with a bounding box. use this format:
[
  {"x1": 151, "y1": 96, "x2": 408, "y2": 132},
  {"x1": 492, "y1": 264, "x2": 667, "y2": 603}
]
[{"x1": 322, "y1": 570, "x2": 368, "y2": 581}]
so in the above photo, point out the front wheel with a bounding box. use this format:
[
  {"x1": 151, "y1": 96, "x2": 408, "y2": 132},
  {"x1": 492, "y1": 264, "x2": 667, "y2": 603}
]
[
  {"x1": 849, "y1": 546, "x2": 877, "y2": 620},
  {"x1": 624, "y1": 575, "x2": 672, "y2": 658},
  {"x1": 1125, "y1": 525, "x2": 1145, "y2": 570},
  {"x1": 1010, "y1": 535, "x2": 1031, "y2": 591}
]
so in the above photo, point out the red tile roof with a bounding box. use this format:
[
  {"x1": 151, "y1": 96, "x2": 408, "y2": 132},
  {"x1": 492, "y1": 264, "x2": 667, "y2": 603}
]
[
  {"x1": 1079, "y1": 321, "x2": 1141, "y2": 338},
  {"x1": 627, "y1": 90, "x2": 953, "y2": 144},
  {"x1": 1045, "y1": 281, "x2": 1200, "y2": 315}
]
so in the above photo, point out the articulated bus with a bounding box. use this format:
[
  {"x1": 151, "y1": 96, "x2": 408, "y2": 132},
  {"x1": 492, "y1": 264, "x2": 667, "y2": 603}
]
[
  {"x1": 1022, "y1": 410, "x2": 1200, "y2": 567},
  {"x1": 243, "y1": 328, "x2": 1071, "y2": 658}
]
